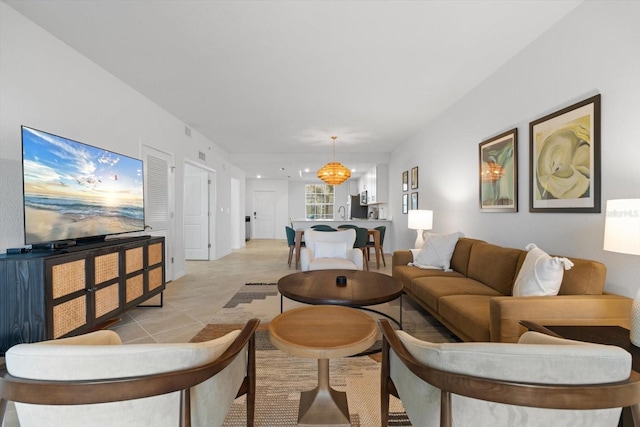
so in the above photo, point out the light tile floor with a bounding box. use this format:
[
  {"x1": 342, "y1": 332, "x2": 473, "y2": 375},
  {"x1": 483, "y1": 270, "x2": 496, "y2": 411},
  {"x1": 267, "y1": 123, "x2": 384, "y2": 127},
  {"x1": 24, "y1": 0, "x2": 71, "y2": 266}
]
[{"x1": 112, "y1": 238, "x2": 392, "y2": 343}]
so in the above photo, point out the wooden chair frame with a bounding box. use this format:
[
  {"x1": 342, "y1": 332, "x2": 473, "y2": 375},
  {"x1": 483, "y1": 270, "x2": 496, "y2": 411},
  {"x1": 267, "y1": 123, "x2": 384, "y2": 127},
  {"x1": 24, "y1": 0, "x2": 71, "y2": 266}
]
[
  {"x1": 379, "y1": 319, "x2": 640, "y2": 427},
  {"x1": 286, "y1": 226, "x2": 304, "y2": 267},
  {"x1": 0, "y1": 318, "x2": 259, "y2": 427},
  {"x1": 366, "y1": 226, "x2": 386, "y2": 268},
  {"x1": 353, "y1": 227, "x2": 369, "y2": 270}
]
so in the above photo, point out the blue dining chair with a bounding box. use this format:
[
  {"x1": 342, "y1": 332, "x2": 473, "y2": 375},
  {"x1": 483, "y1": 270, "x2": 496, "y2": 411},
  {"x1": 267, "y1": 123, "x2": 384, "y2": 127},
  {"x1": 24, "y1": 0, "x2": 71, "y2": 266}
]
[
  {"x1": 286, "y1": 226, "x2": 304, "y2": 267},
  {"x1": 337, "y1": 224, "x2": 358, "y2": 229}
]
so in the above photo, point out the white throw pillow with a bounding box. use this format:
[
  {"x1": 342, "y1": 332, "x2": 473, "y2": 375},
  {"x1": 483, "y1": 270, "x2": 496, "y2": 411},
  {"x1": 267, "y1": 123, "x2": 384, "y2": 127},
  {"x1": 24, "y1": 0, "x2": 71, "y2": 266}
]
[
  {"x1": 410, "y1": 231, "x2": 463, "y2": 272},
  {"x1": 314, "y1": 242, "x2": 348, "y2": 259},
  {"x1": 513, "y1": 243, "x2": 574, "y2": 296}
]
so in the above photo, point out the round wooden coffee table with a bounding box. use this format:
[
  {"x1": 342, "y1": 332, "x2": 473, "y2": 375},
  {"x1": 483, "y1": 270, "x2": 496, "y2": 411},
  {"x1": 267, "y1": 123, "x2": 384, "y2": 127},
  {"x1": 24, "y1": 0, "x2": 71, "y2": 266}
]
[
  {"x1": 278, "y1": 269, "x2": 404, "y2": 327},
  {"x1": 269, "y1": 305, "x2": 377, "y2": 426}
]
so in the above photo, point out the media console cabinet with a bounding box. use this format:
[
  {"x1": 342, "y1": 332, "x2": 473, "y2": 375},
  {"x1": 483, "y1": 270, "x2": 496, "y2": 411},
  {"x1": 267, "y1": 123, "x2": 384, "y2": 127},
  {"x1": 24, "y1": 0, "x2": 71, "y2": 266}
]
[{"x1": 0, "y1": 236, "x2": 165, "y2": 355}]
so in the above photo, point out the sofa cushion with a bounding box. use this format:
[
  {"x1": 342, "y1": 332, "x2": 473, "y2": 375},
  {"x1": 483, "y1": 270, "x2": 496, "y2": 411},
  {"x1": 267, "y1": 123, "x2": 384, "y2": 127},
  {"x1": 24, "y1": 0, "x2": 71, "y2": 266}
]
[
  {"x1": 309, "y1": 257, "x2": 358, "y2": 270},
  {"x1": 314, "y1": 241, "x2": 347, "y2": 259},
  {"x1": 438, "y1": 295, "x2": 494, "y2": 342},
  {"x1": 450, "y1": 238, "x2": 485, "y2": 276},
  {"x1": 412, "y1": 277, "x2": 501, "y2": 313},
  {"x1": 394, "y1": 265, "x2": 464, "y2": 294},
  {"x1": 557, "y1": 257, "x2": 607, "y2": 295},
  {"x1": 466, "y1": 243, "x2": 523, "y2": 295},
  {"x1": 513, "y1": 244, "x2": 574, "y2": 297},
  {"x1": 410, "y1": 232, "x2": 464, "y2": 271},
  {"x1": 7, "y1": 329, "x2": 241, "y2": 380}
]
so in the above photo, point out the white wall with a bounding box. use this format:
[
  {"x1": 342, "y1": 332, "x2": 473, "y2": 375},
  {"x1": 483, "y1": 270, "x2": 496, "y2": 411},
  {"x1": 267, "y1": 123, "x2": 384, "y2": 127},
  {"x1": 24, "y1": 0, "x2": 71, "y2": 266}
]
[
  {"x1": 0, "y1": 3, "x2": 246, "y2": 278},
  {"x1": 288, "y1": 181, "x2": 308, "y2": 221},
  {"x1": 389, "y1": 1, "x2": 640, "y2": 297}
]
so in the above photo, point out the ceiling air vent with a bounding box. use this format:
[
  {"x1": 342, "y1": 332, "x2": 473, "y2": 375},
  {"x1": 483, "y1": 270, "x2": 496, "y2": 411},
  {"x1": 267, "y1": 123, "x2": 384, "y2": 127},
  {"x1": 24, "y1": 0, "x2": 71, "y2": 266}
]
[{"x1": 198, "y1": 151, "x2": 206, "y2": 161}]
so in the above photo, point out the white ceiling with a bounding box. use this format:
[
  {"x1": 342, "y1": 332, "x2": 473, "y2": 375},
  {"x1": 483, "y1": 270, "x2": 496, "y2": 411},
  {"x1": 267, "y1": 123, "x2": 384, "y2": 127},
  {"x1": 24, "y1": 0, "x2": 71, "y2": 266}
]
[{"x1": 5, "y1": 0, "x2": 582, "y2": 181}]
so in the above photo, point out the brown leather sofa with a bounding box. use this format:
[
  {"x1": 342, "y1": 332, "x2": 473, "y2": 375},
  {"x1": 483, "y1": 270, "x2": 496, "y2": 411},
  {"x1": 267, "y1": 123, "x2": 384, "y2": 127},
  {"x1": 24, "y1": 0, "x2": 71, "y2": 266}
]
[{"x1": 393, "y1": 237, "x2": 632, "y2": 342}]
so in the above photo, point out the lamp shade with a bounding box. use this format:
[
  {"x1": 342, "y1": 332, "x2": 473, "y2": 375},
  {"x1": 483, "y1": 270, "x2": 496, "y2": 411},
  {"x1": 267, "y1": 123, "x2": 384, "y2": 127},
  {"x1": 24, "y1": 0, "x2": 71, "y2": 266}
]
[
  {"x1": 408, "y1": 210, "x2": 433, "y2": 231},
  {"x1": 408, "y1": 210, "x2": 433, "y2": 249},
  {"x1": 603, "y1": 199, "x2": 640, "y2": 255},
  {"x1": 605, "y1": 199, "x2": 640, "y2": 347}
]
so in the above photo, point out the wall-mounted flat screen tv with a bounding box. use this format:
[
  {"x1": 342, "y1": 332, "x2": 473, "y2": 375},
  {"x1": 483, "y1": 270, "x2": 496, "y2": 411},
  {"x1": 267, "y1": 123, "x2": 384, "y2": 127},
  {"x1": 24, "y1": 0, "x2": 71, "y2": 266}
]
[{"x1": 21, "y1": 126, "x2": 145, "y2": 246}]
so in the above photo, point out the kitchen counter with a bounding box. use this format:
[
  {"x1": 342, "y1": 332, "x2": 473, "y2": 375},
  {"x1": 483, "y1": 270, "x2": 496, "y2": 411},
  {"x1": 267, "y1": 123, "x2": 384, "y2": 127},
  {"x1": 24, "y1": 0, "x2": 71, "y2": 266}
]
[
  {"x1": 291, "y1": 219, "x2": 391, "y2": 224},
  {"x1": 291, "y1": 219, "x2": 392, "y2": 232}
]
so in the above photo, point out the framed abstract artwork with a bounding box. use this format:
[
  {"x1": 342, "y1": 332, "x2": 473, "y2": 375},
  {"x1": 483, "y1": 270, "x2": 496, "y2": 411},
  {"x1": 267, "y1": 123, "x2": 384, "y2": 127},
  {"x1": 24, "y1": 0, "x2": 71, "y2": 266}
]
[
  {"x1": 529, "y1": 94, "x2": 601, "y2": 213},
  {"x1": 411, "y1": 192, "x2": 418, "y2": 210},
  {"x1": 411, "y1": 166, "x2": 418, "y2": 189},
  {"x1": 402, "y1": 193, "x2": 408, "y2": 214},
  {"x1": 402, "y1": 171, "x2": 409, "y2": 192},
  {"x1": 479, "y1": 128, "x2": 518, "y2": 212}
]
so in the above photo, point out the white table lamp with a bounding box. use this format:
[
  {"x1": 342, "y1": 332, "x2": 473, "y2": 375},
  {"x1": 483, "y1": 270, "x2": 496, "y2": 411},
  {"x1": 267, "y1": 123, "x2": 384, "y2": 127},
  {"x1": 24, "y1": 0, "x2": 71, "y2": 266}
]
[
  {"x1": 408, "y1": 210, "x2": 433, "y2": 249},
  {"x1": 603, "y1": 199, "x2": 640, "y2": 345}
]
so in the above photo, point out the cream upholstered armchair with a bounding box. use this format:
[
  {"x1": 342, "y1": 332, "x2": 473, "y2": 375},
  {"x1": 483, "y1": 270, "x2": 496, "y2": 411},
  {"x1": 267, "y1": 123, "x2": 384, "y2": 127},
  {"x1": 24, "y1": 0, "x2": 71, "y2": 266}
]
[
  {"x1": 0, "y1": 319, "x2": 259, "y2": 427},
  {"x1": 299, "y1": 228, "x2": 363, "y2": 271},
  {"x1": 379, "y1": 319, "x2": 640, "y2": 427}
]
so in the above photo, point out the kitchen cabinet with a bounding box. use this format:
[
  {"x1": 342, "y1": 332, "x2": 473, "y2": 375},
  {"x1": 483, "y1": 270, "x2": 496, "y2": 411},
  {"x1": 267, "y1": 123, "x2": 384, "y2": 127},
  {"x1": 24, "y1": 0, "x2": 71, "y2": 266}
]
[{"x1": 359, "y1": 164, "x2": 388, "y2": 204}]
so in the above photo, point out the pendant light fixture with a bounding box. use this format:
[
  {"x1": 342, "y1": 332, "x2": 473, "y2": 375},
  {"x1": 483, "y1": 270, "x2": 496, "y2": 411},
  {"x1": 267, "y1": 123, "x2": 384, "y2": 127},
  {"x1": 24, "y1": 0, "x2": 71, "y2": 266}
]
[{"x1": 317, "y1": 136, "x2": 351, "y2": 185}]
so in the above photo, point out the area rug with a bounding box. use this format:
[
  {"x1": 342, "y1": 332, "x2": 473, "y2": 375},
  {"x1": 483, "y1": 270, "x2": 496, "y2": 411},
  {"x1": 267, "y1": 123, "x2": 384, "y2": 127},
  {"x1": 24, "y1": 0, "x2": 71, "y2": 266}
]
[{"x1": 192, "y1": 283, "x2": 459, "y2": 426}]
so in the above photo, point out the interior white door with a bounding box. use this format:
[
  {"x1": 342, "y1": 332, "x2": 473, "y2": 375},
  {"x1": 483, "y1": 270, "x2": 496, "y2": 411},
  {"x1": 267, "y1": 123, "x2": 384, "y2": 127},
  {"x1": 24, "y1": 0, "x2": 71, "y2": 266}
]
[
  {"x1": 142, "y1": 145, "x2": 174, "y2": 281},
  {"x1": 252, "y1": 190, "x2": 275, "y2": 239},
  {"x1": 184, "y1": 164, "x2": 209, "y2": 260}
]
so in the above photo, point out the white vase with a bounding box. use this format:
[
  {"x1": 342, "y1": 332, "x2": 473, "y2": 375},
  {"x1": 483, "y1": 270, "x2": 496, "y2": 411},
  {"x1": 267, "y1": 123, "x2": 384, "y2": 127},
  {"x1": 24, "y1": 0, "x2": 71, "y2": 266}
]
[{"x1": 631, "y1": 289, "x2": 640, "y2": 347}]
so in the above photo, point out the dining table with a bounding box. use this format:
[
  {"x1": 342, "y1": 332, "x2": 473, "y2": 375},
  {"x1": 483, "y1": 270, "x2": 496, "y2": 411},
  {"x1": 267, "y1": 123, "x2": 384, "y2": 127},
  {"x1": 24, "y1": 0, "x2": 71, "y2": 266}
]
[{"x1": 294, "y1": 228, "x2": 382, "y2": 270}]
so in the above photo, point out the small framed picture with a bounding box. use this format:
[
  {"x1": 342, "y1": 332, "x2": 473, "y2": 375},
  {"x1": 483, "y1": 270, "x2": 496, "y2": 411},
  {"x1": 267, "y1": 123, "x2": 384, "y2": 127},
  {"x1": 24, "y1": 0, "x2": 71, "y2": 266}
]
[
  {"x1": 529, "y1": 94, "x2": 601, "y2": 213},
  {"x1": 402, "y1": 194, "x2": 408, "y2": 214},
  {"x1": 402, "y1": 171, "x2": 409, "y2": 192},
  {"x1": 411, "y1": 192, "x2": 418, "y2": 210},
  {"x1": 411, "y1": 167, "x2": 419, "y2": 189}
]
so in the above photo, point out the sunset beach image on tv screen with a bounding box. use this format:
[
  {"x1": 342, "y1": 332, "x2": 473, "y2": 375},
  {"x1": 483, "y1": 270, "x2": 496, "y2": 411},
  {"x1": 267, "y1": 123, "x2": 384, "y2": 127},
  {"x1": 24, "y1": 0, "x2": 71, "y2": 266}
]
[{"x1": 21, "y1": 126, "x2": 144, "y2": 245}]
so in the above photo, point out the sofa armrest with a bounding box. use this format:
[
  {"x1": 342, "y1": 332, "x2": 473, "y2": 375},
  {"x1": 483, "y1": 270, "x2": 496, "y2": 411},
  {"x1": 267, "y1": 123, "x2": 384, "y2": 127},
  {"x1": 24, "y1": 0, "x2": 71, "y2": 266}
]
[
  {"x1": 490, "y1": 294, "x2": 632, "y2": 343},
  {"x1": 300, "y1": 247, "x2": 313, "y2": 271},
  {"x1": 392, "y1": 250, "x2": 413, "y2": 268},
  {"x1": 347, "y1": 248, "x2": 364, "y2": 270}
]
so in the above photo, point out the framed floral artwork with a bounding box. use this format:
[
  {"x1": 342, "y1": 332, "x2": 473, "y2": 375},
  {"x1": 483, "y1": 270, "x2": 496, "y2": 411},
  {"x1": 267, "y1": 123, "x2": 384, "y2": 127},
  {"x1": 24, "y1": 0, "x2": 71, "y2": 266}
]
[
  {"x1": 411, "y1": 192, "x2": 418, "y2": 210},
  {"x1": 402, "y1": 171, "x2": 408, "y2": 192},
  {"x1": 479, "y1": 128, "x2": 518, "y2": 212},
  {"x1": 411, "y1": 166, "x2": 418, "y2": 189},
  {"x1": 402, "y1": 193, "x2": 408, "y2": 214},
  {"x1": 529, "y1": 94, "x2": 601, "y2": 213}
]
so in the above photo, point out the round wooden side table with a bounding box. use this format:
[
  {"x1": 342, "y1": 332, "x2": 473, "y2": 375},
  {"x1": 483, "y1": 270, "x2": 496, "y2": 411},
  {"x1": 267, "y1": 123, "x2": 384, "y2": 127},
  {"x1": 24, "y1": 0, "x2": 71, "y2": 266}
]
[{"x1": 269, "y1": 305, "x2": 377, "y2": 426}]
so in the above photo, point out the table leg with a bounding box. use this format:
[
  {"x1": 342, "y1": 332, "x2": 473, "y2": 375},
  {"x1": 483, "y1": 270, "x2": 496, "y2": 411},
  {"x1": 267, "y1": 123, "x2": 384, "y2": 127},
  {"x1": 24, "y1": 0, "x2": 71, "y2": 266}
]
[
  {"x1": 295, "y1": 230, "x2": 303, "y2": 269},
  {"x1": 374, "y1": 231, "x2": 381, "y2": 269},
  {"x1": 399, "y1": 294, "x2": 403, "y2": 330},
  {"x1": 629, "y1": 403, "x2": 640, "y2": 427},
  {"x1": 297, "y1": 359, "x2": 350, "y2": 426}
]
